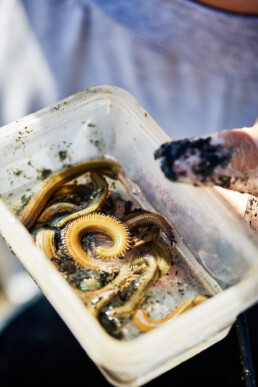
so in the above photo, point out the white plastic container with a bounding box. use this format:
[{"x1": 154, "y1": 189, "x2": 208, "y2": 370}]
[{"x1": 0, "y1": 86, "x2": 258, "y2": 386}]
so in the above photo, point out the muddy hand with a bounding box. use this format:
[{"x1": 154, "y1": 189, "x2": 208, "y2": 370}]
[
  {"x1": 155, "y1": 123, "x2": 258, "y2": 195},
  {"x1": 154, "y1": 122, "x2": 258, "y2": 232}
]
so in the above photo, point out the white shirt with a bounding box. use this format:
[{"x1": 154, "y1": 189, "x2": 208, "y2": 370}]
[{"x1": 0, "y1": 0, "x2": 257, "y2": 139}]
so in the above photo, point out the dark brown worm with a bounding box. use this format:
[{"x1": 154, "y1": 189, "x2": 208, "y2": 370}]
[{"x1": 123, "y1": 211, "x2": 175, "y2": 245}]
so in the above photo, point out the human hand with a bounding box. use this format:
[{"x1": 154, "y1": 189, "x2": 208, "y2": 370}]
[{"x1": 155, "y1": 122, "x2": 258, "y2": 232}]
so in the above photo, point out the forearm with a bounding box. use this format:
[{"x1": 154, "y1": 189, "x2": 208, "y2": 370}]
[{"x1": 193, "y1": 0, "x2": 258, "y2": 15}]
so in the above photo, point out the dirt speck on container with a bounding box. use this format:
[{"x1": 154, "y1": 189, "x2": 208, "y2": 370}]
[
  {"x1": 58, "y1": 150, "x2": 67, "y2": 161},
  {"x1": 37, "y1": 168, "x2": 52, "y2": 181}
]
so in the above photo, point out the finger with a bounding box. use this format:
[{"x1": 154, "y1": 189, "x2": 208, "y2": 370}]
[
  {"x1": 155, "y1": 123, "x2": 258, "y2": 196},
  {"x1": 244, "y1": 195, "x2": 258, "y2": 233},
  {"x1": 214, "y1": 186, "x2": 249, "y2": 217}
]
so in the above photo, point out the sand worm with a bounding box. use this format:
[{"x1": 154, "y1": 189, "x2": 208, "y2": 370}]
[
  {"x1": 149, "y1": 240, "x2": 172, "y2": 277},
  {"x1": 35, "y1": 228, "x2": 57, "y2": 259},
  {"x1": 37, "y1": 202, "x2": 80, "y2": 224},
  {"x1": 19, "y1": 159, "x2": 121, "y2": 230},
  {"x1": 106, "y1": 242, "x2": 172, "y2": 319},
  {"x1": 123, "y1": 211, "x2": 175, "y2": 244},
  {"x1": 55, "y1": 172, "x2": 109, "y2": 227},
  {"x1": 106, "y1": 254, "x2": 159, "y2": 318},
  {"x1": 61, "y1": 213, "x2": 130, "y2": 272},
  {"x1": 76, "y1": 263, "x2": 135, "y2": 318},
  {"x1": 134, "y1": 295, "x2": 208, "y2": 332},
  {"x1": 130, "y1": 226, "x2": 159, "y2": 248}
]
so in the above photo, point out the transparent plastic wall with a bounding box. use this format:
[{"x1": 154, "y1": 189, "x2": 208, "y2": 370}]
[{"x1": 0, "y1": 87, "x2": 256, "y2": 288}]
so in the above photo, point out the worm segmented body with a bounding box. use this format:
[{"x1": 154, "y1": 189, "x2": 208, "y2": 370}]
[
  {"x1": 37, "y1": 202, "x2": 80, "y2": 224},
  {"x1": 55, "y1": 172, "x2": 109, "y2": 227},
  {"x1": 107, "y1": 254, "x2": 159, "y2": 318},
  {"x1": 124, "y1": 211, "x2": 175, "y2": 245},
  {"x1": 134, "y1": 295, "x2": 208, "y2": 332},
  {"x1": 80, "y1": 263, "x2": 136, "y2": 317},
  {"x1": 61, "y1": 213, "x2": 130, "y2": 272},
  {"x1": 35, "y1": 228, "x2": 57, "y2": 259}
]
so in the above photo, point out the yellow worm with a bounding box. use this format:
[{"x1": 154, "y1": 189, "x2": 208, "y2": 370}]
[
  {"x1": 37, "y1": 202, "x2": 80, "y2": 224},
  {"x1": 130, "y1": 227, "x2": 159, "y2": 248},
  {"x1": 107, "y1": 255, "x2": 160, "y2": 318},
  {"x1": 75, "y1": 264, "x2": 135, "y2": 318},
  {"x1": 19, "y1": 159, "x2": 121, "y2": 230},
  {"x1": 61, "y1": 213, "x2": 130, "y2": 272},
  {"x1": 134, "y1": 295, "x2": 208, "y2": 332},
  {"x1": 124, "y1": 211, "x2": 175, "y2": 245},
  {"x1": 148, "y1": 240, "x2": 172, "y2": 277},
  {"x1": 35, "y1": 229, "x2": 57, "y2": 259},
  {"x1": 55, "y1": 172, "x2": 109, "y2": 228}
]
